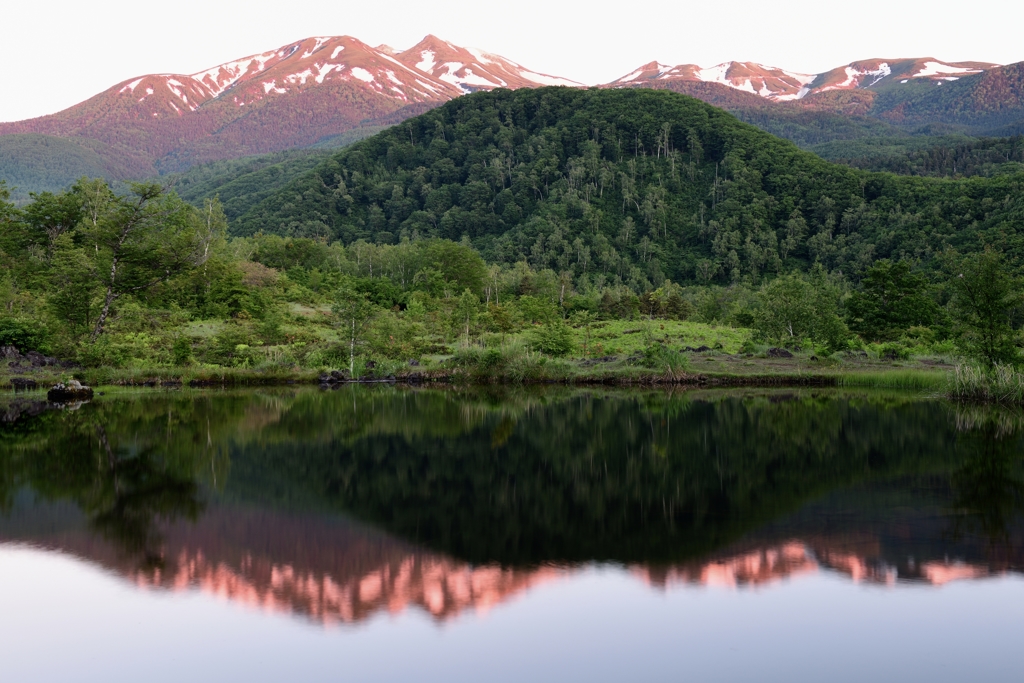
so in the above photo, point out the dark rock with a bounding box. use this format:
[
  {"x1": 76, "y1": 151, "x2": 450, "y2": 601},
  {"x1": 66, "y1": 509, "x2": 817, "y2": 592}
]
[
  {"x1": 882, "y1": 350, "x2": 899, "y2": 361},
  {"x1": 47, "y1": 380, "x2": 94, "y2": 402},
  {"x1": 330, "y1": 370, "x2": 348, "y2": 380},
  {"x1": 767, "y1": 348, "x2": 794, "y2": 358},
  {"x1": 364, "y1": 360, "x2": 376, "y2": 370},
  {"x1": 11, "y1": 378, "x2": 37, "y2": 391},
  {"x1": 810, "y1": 356, "x2": 819, "y2": 361},
  {"x1": 1, "y1": 345, "x2": 21, "y2": 358},
  {"x1": 408, "y1": 359, "x2": 420, "y2": 367}
]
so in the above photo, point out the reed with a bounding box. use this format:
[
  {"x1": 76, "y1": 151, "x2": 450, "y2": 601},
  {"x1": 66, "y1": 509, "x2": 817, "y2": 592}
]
[
  {"x1": 835, "y1": 370, "x2": 948, "y2": 391},
  {"x1": 945, "y1": 364, "x2": 1024, "y2": 404}
]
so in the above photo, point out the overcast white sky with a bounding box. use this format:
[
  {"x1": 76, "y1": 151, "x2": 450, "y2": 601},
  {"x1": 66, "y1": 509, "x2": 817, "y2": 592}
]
[{"x1": 3, "y1": 0, "x2": 1022, "y2": 122}]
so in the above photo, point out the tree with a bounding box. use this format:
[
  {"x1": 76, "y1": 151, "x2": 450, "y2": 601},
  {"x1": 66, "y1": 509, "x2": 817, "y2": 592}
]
[
  {"x1": 23, "y1": 190, "x2": 82, "y2": 257},
  {"x1": 487, "y1": 302, "x2": 518, "y2": 342},
  {"x1": 48, "y1": 233, "x2": 99, "y2": 340},
  {"x1": 452, "y1": 289, "x2": 480, "y2": 344},
  {"x1": 946, "y1": 249, "x2": 1023, "y2": 368},
  {"x1": 570, "y1": 310, "x2": 597, "y2": 357},
  {"x1": 332, "y1": 287, "x2": 377, "y2": 376},
  {"x1": 754, "y1": 271, "x2": 849, "y2": 351},
  {"x1": 846, "y1": 260, "x2": 939, "y2": 342},
  {"x1": 87, "y1": 183, "x2": 209, "y2": 341}
]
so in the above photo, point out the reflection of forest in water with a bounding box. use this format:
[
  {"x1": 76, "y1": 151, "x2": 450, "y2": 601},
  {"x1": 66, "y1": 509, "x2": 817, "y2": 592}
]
[{"x1": 1, "y1": 387, "x2": 1023, "y2": 625}]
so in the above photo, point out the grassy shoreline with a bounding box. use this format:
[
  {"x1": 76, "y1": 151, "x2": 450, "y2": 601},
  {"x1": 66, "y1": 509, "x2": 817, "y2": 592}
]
[{"x1": 1, "y1": 358, "x2": 951, "y2": 393}]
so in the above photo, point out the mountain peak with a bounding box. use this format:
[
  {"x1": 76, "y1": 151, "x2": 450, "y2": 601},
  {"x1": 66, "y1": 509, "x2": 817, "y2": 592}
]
[{"x1": 397, "y1": 35, "x2": 581, "y2": 92}]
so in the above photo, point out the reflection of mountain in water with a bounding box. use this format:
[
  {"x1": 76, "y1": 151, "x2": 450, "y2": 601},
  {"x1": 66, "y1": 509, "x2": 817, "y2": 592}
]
[
  {"x1": 639, "y1": 539, "x2": 1012, "y2": 590},
  {"x1": 0, "y1": 500, "x2": 567, "y2": 625},
  {"x1": 3, "y1": 488, "x2": 1022, "y2": 628},
  {"x1": 2, "y1": 388, "x2": 1023, "y2": 625}
]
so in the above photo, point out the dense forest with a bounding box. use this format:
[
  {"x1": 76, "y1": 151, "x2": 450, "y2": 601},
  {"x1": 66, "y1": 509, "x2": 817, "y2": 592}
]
[
  {"x1": 0, "y1": 134, "x2": 116, "y2": 203},
  {"x1": 236, "y1": 88, "x2": 1024, "y2": 288},
  {"x1": 814, "y1": 134, "x2": 1024, "y2": 178}
]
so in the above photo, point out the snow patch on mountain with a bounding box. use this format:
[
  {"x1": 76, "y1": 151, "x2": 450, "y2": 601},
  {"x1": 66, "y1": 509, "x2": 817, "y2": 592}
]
[
  {"x1": 415, "y1": 51, "x2": 437, "y2": 72},
  {"x1": 914, "y1": 61, "x2": 982, "y2": 78},
  {"x1": 302, "y1": 37, "x2": 331, "y2": 59},
  {"x1": 517, "y1": 70, "x2": 579, "y2": 87},
  {"x1": 697, "y1": 63, "x2": 732, "y2": 85},
  {"x1": 466, "y1": 48, "x2": 497, "y2": 65},
  {"x1": 120, "y1": 78, "x2": 145, "y2": 94},
  {"x1": 350, "y1": 67, "x2": 375, "y2": 83}
]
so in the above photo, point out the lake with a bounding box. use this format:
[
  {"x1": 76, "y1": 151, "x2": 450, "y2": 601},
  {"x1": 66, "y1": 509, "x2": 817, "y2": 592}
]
[{"x1": 1, "y1": 386, "x2": 1022, "y2": 682}]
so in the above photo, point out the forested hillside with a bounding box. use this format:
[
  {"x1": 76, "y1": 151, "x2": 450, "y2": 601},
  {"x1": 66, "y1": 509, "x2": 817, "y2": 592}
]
[
  {"x1": 0, "y1": 135, "x2": 116, "y2": 203},
  {"x1": 236, "y1": 87, "x2": 1024, "y2": 289},
  {"x1": 812, "y1": 134, "x2": 1024, "y2": 178}
]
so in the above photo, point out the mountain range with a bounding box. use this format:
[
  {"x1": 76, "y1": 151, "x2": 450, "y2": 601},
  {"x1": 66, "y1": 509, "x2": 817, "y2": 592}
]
[{"x1": 2, "y1": 33, "x2": 1023, "y2": 199}]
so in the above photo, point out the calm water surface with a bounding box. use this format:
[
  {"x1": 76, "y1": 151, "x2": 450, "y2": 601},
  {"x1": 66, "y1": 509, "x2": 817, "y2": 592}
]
[{"x1": 1, "y1": 386, "x2": 1022, "y2": 682}]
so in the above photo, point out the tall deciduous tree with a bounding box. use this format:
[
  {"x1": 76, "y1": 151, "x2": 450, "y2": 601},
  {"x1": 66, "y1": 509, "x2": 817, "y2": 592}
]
[
  {"x1": 947, "y1": 249, "x2": 1023, "y2": 368},
  {"x1": 87, "y1": 183, "x2": 208, "y2": 341},
  {"x1": 332, "y1": 287, "x2": 377, "y2": 376}
]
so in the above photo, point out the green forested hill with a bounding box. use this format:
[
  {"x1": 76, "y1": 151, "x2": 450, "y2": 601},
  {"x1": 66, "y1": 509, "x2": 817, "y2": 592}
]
[
  {"x1": 167, "y1": 149, "x2": 333, "y2": 221},
  {"x1": 811, "y1": 134, "x2": 1024, "y2": 178},
  {"x1": 162, "y1": 127, "x2": 387, "y2": 221},
  {"x1": 0, "y1": 134, "x2": 111, "y2": 203},
  {"x1": 234, "y1": 87, "x2": 1024, "y2": 287}
]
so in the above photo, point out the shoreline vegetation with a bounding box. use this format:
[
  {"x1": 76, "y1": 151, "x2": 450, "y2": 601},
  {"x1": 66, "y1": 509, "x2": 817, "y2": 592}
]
[
  {"x1": 4, "y1": 355, "x2": 1024, "y2": 407},
  {"x1": 0, "y1": 349, "x2": 956, "y2": 392}
]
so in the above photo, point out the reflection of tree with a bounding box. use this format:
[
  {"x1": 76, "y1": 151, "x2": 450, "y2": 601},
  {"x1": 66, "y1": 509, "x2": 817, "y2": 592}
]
[
  {"x1": 949, "y1": 420, "x2": 1024, "y2": 555},
  {"x1": 85, "y1": 426, "x2": 203, "y2": 569},
  {"x1": 0, "y1": 402, "x2": 215, "y2": 570}
]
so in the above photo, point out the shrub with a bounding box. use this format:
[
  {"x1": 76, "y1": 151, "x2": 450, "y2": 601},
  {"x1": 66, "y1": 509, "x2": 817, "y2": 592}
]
[
  {"x1": 448, "y1": 341, "x2": 570, "y2": 383},
  {"x1": 635, "y1": 343, "x2": 690, "y2": 373},
  {"x1": 172, "y1": 337, "x2": 193, "y2": 365},
  {"x1": 531, "y1": 319, "x2": 575, "y2": 357},
  {"x1": 0, "y1": 317, "x2": 50, "y2": 352}
]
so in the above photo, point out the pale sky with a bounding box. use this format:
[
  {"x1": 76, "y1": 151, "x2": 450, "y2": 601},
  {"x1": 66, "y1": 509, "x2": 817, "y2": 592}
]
[{"x1": 3, "y1": 0, "x2": 1022, "y2": 122}]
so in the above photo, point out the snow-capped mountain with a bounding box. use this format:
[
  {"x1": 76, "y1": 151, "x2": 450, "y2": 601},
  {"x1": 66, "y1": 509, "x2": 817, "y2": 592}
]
[
  {"x1": 0, "y1": 34, "x2": 1015, "y2": 186},
  {"x1": 611, "y1": 57, "x2": 999, "y2": 101},
  {"x1": 396, "y1": 34, "x2": 581, "y2": 92}
]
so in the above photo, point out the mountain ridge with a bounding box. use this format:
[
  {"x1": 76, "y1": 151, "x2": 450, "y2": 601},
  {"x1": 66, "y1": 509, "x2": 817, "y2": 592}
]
[{"x1": 2, "y1": 34, "x2": 1023, "y2": 198}]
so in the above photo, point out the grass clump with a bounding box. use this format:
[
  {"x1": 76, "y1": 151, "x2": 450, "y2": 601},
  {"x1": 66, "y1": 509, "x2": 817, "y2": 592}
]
[
  {"x1": 632, "y1": 343, "x2": 691, "y2": 379},
  {"x1": 946, "y1": 364, "x2": 1024, "y2": 404},
  {"x1": 835, "y1": 370, "x2": 947, "y2": 390}
]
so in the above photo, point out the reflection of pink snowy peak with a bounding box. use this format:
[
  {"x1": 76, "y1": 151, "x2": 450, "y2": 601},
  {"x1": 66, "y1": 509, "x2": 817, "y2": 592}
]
[
  {"x1": 0, "y1": 503, "x2": 570, "y2": 627},
  {"x1": 636, "y1": 540, "x2": 1008, "y2": 589},
  {"x1": 132, "y1": 550, "x2": 565, "y2": 625}
]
